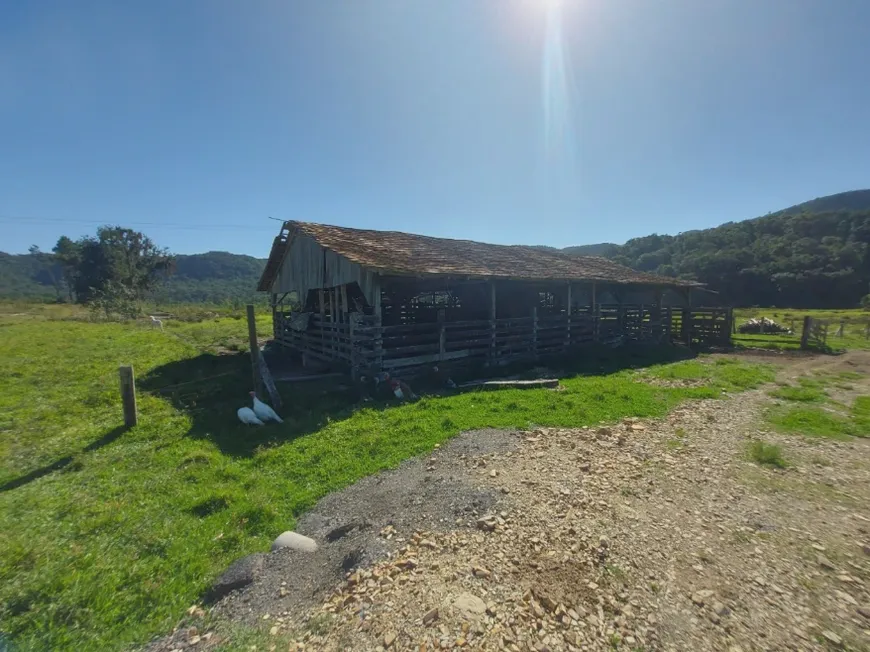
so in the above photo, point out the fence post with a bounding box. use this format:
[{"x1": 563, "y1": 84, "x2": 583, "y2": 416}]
[
  {"x1": 681, "y1": 308, "x2": 693, "y2": 347},
  {"x1": 800, "y1": 315, "x2": 811, "y2": 349},
  {"x1": 119, "y1": 365, "x2": 137, "y2": 428},
  {"x1": 246, "y1": 304, "x2": 263, "y2": 394}
]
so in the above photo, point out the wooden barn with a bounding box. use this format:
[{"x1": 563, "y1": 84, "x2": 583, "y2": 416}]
[{"x1": 258, "y1": 221, "x2": 732, "y2": 376}]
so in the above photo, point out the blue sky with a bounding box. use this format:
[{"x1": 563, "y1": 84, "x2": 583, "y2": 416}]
[{"x1": 2, "y1": 0, "x2": 869, "y2": 257}]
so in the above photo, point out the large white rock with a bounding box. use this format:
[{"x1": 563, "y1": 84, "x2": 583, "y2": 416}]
[{"x1": 271, "y1": 531, "x2": 317, "y2": 553}]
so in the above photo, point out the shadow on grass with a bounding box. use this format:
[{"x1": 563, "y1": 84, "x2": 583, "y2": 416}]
[
  {"x1": 0, "y1": 426, "x2": 127, "y2": 493},
  {"x1": 137, "y1": 344, "x2": 697, "y2": 458}
]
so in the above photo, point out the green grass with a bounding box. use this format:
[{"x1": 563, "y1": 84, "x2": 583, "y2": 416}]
[
  {"x1": 0, "y1": 309, "x2": 775, "y2": 651},
  {"x1": 769, "y1": 385, "x2": 827, "y2": 402},
  {"x1": 733, "y1": 307, "x2": 870, "y2": 352},
  {"x1": 747, "y1": 441, "x2": 788, "y2": 468},
  {"x1": 767, "y1": 397, "x2": 870, "y2": 439},
  {"x1": 645, "y1": 357, "x2": 775, "y2": 391}
]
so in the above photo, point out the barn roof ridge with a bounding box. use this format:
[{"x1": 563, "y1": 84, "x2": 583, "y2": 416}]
[{"x1": 257, "y1": 220, "x2": 700, "y2": 291}]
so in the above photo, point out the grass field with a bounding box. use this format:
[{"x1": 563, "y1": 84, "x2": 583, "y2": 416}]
[
  {"x1": 0, "y1": 305, "x2": 778, "y2": 651},
  {"x1": 732, "y1": 307, "x2": 870, "y2": 351}
]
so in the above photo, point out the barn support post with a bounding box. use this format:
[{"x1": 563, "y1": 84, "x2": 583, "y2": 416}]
[
  {"x1": 318, "y1": 288, "x2": 326, "y2": 360},
  {"x1": 349, "y1": 316, "x2": 359, "y2": 380},
  {"x1": 329, "y1": 287, "x2": 337, "y2": 358},
  {"x1": 489, "y1": 281, "x2": 497, "y2": 364},
  {"x1": 725, "y1": 308, "x2": 734, "y2": 345},
  {"x1": 664, "y1": 306, "x2": 673, "y2": 342},
  {"x1": 652, "y1": 288, "x2": 663, "y2": 342},
  {"x1": 340, "y1": 284, "x2": 348, "y2": 325},
  {"x1": 681, "y1": 308, "x2": 693, "y2": 348},
  {"x1": 372, "y1": 276, "x2": 384, "y2": 369},
  {"x1": 565, "y1": 282, "x2": 572, "y2": 348},
  {"x1": 532, "y1": 306, "x2": 538, "y2": 358},
  {"x1": 592, "y1": 282, "x2": 599, "y2": 342},
  {"x1": 438, "y1": 308, "x2": 446, "y2": 361}
]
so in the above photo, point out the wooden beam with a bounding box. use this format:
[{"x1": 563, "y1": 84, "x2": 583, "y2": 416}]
[
  {"x1": 489, "y1": 281, "x2": 497, "y2": 364},
  {"x1": 246, "y1": 304, "x2": 263, "y2": 395},
  {"x1": 565, "y1": 282, "x2": 572, "y2": 348},
  {"x1": 119, "y1": 365, "x2": 137, "y2": 428}
]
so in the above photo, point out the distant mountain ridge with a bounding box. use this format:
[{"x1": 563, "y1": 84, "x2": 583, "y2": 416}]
[
  {"x1": 558, "y1": 189, "x2": 870, "y2": 308},
  {"x1": 0, "y1": 250, "x2": 267, "y2": 304}
]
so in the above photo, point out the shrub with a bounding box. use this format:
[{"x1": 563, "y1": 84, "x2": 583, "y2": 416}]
[{"x1": 748, "y1": 440, "x2": 787, "y2": 468}]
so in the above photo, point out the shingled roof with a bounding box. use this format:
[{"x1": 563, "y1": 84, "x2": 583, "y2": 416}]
[{"x1": 258, "y1": 221, "x2": 697, "y2": 291}]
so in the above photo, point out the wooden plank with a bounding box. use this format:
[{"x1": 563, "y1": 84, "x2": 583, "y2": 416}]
[
  {"x1": 246, "y1": 304, "x2": 262, "y2": 395},
  {"x1": 458, "y1": 378, "x2": 559, "y2": 390},
  {"x1": 381, "y1": 349, "x2": 472, "y2": 369},
  {"x1": 257, "y1": 349, "x2": 282, "y2": 409},
  {"x1": 119, "y1": 365, "x2": 137, "y2": 428}
]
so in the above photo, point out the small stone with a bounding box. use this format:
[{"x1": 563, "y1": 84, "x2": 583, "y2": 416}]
[
  {"x1": 490, "y1": 470, "x2": 498, "y2": 477},
  {"x1": 579, "y1": 462, "x2": 591, "y2": 472},
  {"x1": 834, "y1": 590, "x2": 858, "y2": 606},
  {"x1": 862, "y1": 542, "x2": 870, "y2": 556},
  {"x1": 598, "y1": 535, "x2": 610, "y2": 549},
  {"x1": 691, "y1": 590, "x2": 714, "y2": 607},
  {"x1": 857, "y1": 607, "x2": 870, "y2": 620},
  {"x1": 811, "y1": 543, "x2": 826, "y2": 552},
  {"x1": 472, "y1": 566, "x2": 492, "y2": 579},
  {"x1": 269, "y1": 626, "x2": 279, "y2": 636},
  {"x1": 820, "y1": 630, "x2": 842, "y2": 646},
  {"x1": 271, "y1": 531, "x2": 317, "y2": 553},
  {"x1": 712, "y1": 601, "x2": 730, "y2": 617},
  {"x1": 423, "y1": 608, "x2": 439, "y2": 625},
  {"x1": 476, "y1": 516, "x2": 497, "y2": 532},
  {"x1": 384, "y1": 632, "x2": 397, "y2": 647},
  {"x1": 631, "y1": 423, "x2": 646, "y2": 431},
  {"x1": 817, "y1": 554, "x2": 836, "y2": 571}
]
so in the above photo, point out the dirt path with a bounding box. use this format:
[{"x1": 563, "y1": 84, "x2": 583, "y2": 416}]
[{"x1": 156, "y1": 355, "x2": 870, "y2": 652}]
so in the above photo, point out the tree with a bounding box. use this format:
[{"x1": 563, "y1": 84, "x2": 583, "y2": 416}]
[{"x1": 52, "y1": 226, "x2": 174, "y2": 309}]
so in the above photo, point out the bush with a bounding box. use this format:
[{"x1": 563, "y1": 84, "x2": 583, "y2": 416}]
[{"x1": 748, "y1": 440, "x2": 787, "y2": 468}]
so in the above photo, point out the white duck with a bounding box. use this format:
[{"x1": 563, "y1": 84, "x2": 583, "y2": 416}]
[
  {"x1": 237, "y1": 407, "x2": 264, "y2": 426},
  {"x1": 250, "y1": 392, "x2": 283, "y2": 423}
]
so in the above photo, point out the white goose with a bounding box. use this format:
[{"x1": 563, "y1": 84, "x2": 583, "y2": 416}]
[
  {"x1": 237, "y1": 407, "x2": 264, "y2": 426},
  {"x1": 250, "y1": 392, "x2": 283, "y2": 423}
]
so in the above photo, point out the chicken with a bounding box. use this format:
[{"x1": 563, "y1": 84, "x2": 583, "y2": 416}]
[
  {"x1": 237, "y1": 407, "x2": 264, "y2": 425},
  {"x1": 250, "y1": 392, "x2": 283, "y2": 423}
]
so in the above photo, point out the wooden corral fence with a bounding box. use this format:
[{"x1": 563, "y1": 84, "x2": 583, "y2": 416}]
[
  {"x1": 275, "y1": 304, "x2": 733, "y2": 377},
  {"x1": 800, "y1": 316, "x2": 830, "y2": 350}
]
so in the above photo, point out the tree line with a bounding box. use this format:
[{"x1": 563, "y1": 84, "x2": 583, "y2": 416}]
[{"x1": 586, "y1": 209, "x2": 870, "y2": 308}]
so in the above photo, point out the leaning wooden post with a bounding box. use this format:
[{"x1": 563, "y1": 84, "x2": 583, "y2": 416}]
[
  {"x1": 246, "y1": 304, "x2": 262, "y2": 394},
  {"x1": 800, "y1": 316, "x2": 811, "y2": 350},
  {"x1": 119, "y1": 365, "x2": 138, "y2": 428}
]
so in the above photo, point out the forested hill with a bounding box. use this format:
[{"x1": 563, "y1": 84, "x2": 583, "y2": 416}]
[
  {"x1": 564, "y1": 190, "x2": 870, "y2": 308},
  {"x1": 0, "y1": 250, "x2": 266, "y2": 304}
]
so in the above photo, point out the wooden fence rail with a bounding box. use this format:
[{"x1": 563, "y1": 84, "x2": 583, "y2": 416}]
[{"x1": 274, "y1": 304, "x2": 733, "y2": 376}]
